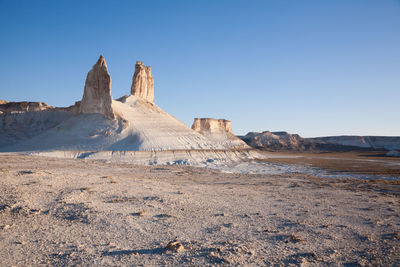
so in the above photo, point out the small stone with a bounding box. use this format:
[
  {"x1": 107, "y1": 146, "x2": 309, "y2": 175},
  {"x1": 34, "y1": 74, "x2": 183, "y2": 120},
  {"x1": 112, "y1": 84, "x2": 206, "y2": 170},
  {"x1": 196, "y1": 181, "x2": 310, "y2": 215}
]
[
  {"x1": 165, "y1": 239, "x2": 185, "y2": 253},
  {"x1": 132, "y1": 210, "x2": 146, "y2": 216},
  {"x1": 300, "y1": 258, "x2": 309, "y2": 267}
]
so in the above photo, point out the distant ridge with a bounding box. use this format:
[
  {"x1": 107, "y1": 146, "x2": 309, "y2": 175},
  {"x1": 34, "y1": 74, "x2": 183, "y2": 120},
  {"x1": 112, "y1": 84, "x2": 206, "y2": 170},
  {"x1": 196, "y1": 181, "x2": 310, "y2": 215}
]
[{"x1": 240, "y1": 131, "x2": 400, "y2": 152}]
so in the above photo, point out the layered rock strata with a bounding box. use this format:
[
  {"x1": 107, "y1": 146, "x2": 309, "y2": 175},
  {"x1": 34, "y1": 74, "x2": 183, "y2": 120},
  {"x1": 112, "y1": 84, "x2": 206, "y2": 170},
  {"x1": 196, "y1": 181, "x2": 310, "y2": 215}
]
[
  {"x1": 130, "y1": 61, "x2": 154, "y2": 103},
  {"x1": 192, "y1": 118, "x2": 233, "y2": 134},
  {"x1": 191, "y1": 118, "x2": 249, "y2": 149},
  {"x1": 241, "y1": 131, "x2": 306, "y2": 151},
  {"x1": 79, "y1": 55, "x2": 115, "y2": 119}
]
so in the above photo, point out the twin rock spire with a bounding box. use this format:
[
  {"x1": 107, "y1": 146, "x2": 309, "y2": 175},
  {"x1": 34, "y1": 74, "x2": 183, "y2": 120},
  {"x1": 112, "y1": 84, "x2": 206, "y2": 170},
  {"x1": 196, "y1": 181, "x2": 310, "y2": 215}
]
[{"x1": 79, "y1": 55, "x2": 154, "y2": 119}]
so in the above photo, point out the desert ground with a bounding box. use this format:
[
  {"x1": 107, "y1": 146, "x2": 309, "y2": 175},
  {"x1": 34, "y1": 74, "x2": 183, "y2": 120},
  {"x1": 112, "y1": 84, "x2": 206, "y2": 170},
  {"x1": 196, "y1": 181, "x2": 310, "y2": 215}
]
[{"x1": 0, "y1": 153, "x2": 399, "y2": 266}]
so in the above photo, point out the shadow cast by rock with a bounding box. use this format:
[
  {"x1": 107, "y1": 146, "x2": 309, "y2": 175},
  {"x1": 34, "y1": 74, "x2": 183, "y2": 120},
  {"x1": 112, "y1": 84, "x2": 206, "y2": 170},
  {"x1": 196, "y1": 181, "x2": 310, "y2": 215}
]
[{"x1": 103, "y1": 247, "x2": 164, "y2": 257}]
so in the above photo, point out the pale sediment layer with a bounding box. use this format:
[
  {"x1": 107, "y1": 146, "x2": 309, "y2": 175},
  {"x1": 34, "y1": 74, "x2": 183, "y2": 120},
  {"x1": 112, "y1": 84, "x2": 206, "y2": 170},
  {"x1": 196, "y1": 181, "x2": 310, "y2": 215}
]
[{"x1": 30, "y1": 149, "x2": 260, "y2": 166}]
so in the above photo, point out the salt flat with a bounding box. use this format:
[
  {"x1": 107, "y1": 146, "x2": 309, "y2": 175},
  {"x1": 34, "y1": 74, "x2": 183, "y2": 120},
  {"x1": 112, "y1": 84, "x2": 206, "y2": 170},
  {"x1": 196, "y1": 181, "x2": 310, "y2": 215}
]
[{"x1": 0, "y1": 154, "x2": 399, "y2": 266}]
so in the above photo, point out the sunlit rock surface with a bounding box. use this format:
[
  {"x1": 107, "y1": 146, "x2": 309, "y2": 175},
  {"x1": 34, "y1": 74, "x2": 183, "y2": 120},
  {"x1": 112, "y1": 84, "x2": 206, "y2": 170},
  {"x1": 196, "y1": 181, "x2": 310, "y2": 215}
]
[
  {"x1": 192, "y1": 118, "x2": 249, "y2": 149},
  {"x1": 130, "y1": 61, "x2": 154, "y2": 103},
  {"x1": 79, "y1": 55, "x2": 115, "y2": 119},
  {"x1": 192, "y1": 118, "x2": 232, "y2": 134}
]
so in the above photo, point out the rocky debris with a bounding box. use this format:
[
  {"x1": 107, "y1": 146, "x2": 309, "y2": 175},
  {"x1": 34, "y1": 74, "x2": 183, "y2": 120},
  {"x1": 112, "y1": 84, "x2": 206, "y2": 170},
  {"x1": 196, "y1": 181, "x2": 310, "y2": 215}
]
[
  {"x1": 0, "y1": 101, "x2": 53, "y2": 113},
  {"x1": 192, "y1": 118, "x2": 232, "y2": 134},
  {"x1": 130, "y1": 61, "x2": 154, "y2": 103},
  {"x1": 79, "y1": 55, "x2": 115, "y2": 119},
  {"x1": 165, "y1": 239, "x2": 185, "y2": 252}
]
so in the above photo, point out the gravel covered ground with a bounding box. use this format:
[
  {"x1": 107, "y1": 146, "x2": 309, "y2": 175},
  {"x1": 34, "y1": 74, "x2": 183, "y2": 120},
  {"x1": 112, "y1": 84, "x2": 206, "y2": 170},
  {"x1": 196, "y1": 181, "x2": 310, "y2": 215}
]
[{"x1": 0, "y1": 154, "x2": 399, "y2": 266}]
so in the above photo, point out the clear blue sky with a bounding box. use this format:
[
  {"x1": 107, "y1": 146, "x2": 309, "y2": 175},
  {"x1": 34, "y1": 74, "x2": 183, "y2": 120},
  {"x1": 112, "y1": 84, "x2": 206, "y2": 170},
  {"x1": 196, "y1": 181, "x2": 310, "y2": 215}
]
[{"x1": 1, "y1": 0, "x2": 399, "y2": 137}]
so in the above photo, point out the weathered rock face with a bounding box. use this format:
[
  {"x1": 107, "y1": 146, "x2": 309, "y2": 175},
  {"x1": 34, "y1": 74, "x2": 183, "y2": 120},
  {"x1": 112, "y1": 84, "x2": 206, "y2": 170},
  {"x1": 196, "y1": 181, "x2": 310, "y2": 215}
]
[
  {"x1": 191, "y1": 118, "x2": 249, "y2": 149},
  {"x1": 192, "y1": 118, "x2": 232, "y2": 134},
  {"x1": 79, "y1": 55, "x2": 115, "y2": 119},
  {"x1": 130, "y1": 61, "x2": 154, "y2": 103},
  {"x1": 0, "y1": 101, "x2": 53, "y2": 113},
  {"x1": 241, "y1": 131, "x2": 306, "y2": 151}
]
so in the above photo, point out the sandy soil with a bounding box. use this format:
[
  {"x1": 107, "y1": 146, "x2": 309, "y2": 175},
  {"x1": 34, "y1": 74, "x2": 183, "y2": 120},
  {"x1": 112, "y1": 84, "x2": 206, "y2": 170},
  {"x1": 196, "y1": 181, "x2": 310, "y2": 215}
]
[{"x1": 0, "y1": 154, "x2": 399, "y2": 266}]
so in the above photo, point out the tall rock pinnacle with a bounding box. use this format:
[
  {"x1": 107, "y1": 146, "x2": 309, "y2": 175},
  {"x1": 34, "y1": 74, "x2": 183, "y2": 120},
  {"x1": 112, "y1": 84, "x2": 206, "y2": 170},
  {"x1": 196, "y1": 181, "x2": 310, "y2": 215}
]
[
  {"x1": 79, "y1": 55, "x2": 115, "y2": 119},
  {"x1": 130, "y1": 61, "x2": 154, "y2": 103}
]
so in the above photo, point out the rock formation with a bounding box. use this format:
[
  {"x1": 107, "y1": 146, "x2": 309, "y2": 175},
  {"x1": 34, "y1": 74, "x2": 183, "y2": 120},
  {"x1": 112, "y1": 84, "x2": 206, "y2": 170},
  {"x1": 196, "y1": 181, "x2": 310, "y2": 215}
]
[
  {"x1": 191, "y1": 118, "x2": 249, "y2": 149},
  {"x1": 130, "y1": 61, "x2": 154, "y2": 103},
  {"x1": 0, "y1": 101, "x2": 53, "y2": 113},
  {"x1": 1, "y1": 56, "x2": 249, "y2": 152},
  {"x1": 240, "y1": 131, "x2": 306, "y2": 151},
  {"x1": 192, "y1": 118, "x2": 233, "y2": 134},
  {"x1": 79, "y1": 55, "x2": 115, "y2": 119}
]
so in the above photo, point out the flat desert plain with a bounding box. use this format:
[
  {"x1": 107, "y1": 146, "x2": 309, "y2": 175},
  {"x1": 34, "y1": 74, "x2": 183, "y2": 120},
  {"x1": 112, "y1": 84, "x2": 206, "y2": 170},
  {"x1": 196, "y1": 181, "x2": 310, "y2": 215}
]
[{"x1": 0, "y1": 153, "x2": 399, "y2": 266}]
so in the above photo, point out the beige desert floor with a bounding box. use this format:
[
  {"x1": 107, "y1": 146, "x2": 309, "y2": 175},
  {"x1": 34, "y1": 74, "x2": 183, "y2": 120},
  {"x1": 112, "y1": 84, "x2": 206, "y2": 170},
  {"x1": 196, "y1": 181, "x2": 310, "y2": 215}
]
[{"x1": 0, "y1": 154, "x2": 399, "y2": 266}]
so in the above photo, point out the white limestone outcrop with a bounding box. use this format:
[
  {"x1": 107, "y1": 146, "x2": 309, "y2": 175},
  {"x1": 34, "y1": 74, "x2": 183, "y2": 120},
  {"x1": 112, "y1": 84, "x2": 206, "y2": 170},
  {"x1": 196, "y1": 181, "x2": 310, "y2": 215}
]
[
  {"x1": 79, "y1": 55, "x2": 115, "y2": 119},
  {"x1": 192, "y1": 118, "x2": 233, "y2": 134},
  {"x1": 192, "y1": 118, "x2": 249, "y2": 149},
  {"x1": 0, "y1": 57, "x2": 251, "y2": 152},
  {"x1": 130, "y1": 61, "x2": 154, "y2": 103}
]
